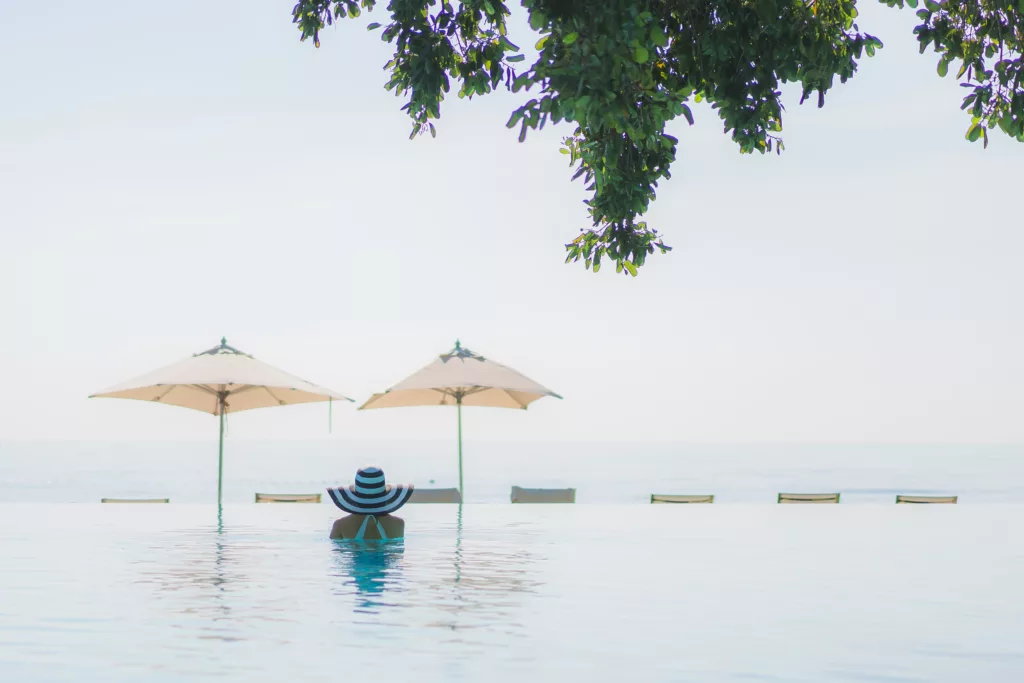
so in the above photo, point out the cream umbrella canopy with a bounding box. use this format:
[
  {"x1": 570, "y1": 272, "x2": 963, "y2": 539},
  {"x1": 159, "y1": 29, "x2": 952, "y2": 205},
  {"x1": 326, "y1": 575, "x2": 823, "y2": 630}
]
[
  {"x1": 360, "y1": 341, "x2": 561, "y2": 496},
  {"x1": 90, "y1": 338, "x2": 354, "y2": 503}
]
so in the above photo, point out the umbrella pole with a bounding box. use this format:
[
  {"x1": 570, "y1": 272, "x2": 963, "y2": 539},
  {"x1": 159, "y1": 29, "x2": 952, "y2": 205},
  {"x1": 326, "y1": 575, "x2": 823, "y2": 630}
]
[
  {"x1": 457, "y1": 397, "x2": 464, "y2": 499},
  {"x1": 217, "y1": 395, "x2": 225, "y2": 505}
]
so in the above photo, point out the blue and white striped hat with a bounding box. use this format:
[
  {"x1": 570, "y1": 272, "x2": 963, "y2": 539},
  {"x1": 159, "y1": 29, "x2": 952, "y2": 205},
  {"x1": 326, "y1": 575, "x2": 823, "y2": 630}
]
[{"x1": 328, "y1": 466, "x2": 414, "y2": 515}]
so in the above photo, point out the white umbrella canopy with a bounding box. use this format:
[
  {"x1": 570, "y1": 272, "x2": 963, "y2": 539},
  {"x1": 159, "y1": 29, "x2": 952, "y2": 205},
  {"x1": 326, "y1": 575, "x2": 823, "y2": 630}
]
[
  {"x1": 360, "y1": 341, "x2": 561, "y2": 495},
  {"x1": 90, "y1": 338, "x2": 354, "y2": 503},
  {"x1": 92, "y1": 339, "x2": 352, "y2": 414}
]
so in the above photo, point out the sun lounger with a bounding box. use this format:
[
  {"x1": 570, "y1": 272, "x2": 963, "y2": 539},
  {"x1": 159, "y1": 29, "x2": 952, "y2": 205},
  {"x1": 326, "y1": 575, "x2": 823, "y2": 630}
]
[
  {"x1": 101, "y1": 498, "x2": 170, "y2": 503},
  {"x1": 896, "y1": 495, "x2": 958, "y2": 504},
  {"x1": 777, "y1": 492, "x2": 840, "y2": 504},
  {"x1": 650, "y1": 494, "x2": 714, "y2": 504},
  {"x1": 254, "y1": 493, "x2": 322, "y2": 503},
  {"x1": 510, "y1": 486, "x2": 576, "y2": 503},
  {"x1": 408, "y1": 487, "x2": 463, "y2": 503}
]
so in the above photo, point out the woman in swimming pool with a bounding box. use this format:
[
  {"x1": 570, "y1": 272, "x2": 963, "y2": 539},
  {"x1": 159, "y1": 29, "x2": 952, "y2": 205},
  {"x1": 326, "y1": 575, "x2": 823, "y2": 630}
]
[{"x1": 328, "y1": 466, "x2": 414, "y2": 540}]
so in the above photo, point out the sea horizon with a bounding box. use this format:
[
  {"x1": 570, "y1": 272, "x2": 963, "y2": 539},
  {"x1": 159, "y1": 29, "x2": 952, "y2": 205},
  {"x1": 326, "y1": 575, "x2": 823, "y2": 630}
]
[{"x1": 4, "y1": 440, "x2": 1021, "y2": 505}]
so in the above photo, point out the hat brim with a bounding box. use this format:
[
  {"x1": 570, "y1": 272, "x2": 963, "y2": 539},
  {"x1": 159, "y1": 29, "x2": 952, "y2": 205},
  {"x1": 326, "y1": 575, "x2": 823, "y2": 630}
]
[{"x1": 328, "y1": 484, "x2": 415, "y2": 515}]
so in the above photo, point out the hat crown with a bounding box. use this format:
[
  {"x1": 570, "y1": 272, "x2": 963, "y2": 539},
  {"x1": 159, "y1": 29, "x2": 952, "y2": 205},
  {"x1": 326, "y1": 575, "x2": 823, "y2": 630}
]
[{"x1": 353, "y1": 466, "x2": 386, "y2": 495}]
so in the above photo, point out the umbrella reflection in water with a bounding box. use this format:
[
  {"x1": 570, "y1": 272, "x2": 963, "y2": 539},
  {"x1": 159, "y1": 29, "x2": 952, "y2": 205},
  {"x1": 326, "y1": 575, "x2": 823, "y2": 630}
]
[{"x1": 329, "y1": 506, "x2": 543, "y2": 639}]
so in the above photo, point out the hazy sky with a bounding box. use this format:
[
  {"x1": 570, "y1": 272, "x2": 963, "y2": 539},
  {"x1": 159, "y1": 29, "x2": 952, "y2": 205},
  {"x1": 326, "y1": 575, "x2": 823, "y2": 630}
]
[{"x1": 1, "y1": 1, "x2": 1021, "y2": 443}]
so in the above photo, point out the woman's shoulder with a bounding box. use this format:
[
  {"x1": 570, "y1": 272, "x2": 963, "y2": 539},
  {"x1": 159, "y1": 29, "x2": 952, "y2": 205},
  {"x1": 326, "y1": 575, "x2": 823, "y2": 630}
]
[
  {"x1": 330, "y1": 515, "x2": 361, "y2": 539},
  {"x1": 381, "y1": 516, "x2": 404, "y2": 540}
]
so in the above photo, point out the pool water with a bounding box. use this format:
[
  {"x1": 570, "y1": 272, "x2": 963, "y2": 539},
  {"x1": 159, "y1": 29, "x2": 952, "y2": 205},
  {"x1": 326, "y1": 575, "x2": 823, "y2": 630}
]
[{"x1": 1, "y1": 504, "x2": 1022, "y2": 681}]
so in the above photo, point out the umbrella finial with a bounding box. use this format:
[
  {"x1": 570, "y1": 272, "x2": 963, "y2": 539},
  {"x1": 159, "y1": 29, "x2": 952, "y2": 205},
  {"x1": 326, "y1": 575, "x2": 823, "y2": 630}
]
[
  {"x1": 455, "y1": 339, "x2": 461, "y2": 350},
  {"x1": 197, "y1": 338, "x2": 246, "y2": 357}
]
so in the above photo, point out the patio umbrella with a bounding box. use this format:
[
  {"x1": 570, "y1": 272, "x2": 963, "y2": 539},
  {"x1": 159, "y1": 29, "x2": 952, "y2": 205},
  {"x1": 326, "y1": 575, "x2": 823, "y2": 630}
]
[
  {"x1": 360, "y1": 341, "x2": 561, "y2": 496},
  {"x1": 90, "y1": 338, "x2": 353, "y2": 503}
]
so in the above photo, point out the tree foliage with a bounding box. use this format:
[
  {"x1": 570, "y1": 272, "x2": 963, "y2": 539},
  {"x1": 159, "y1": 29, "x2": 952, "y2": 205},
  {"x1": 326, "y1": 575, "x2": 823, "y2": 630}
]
[{"x1": 292, "y1": 0, "x2": 1024, "y2": 274}]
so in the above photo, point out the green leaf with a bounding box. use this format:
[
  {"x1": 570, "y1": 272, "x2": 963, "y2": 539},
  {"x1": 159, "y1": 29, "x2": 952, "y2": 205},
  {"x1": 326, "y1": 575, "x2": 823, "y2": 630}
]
[
  {"x1": 680, "y1": 103, "x2": 694, "y2": 126},
  {"x1": 535, "y1": 35, "x2": 549, "y2": 50},
  {"x1": 367, "y1": 22, "x2": 381, "y2": 30},
  {"x1": 967, "y1": 123, "x2": 981, "y2": 142},
  {"x1": 634, "y1": 46, "x2": 649, "y2": 63},
  {"x1": 651, "y1": 27, "x2": 668, "y2": 48},
  {"x1": 937, "y1": 59, "x2": 948, "y2": 77},
  {"x1": 506, "y1": 109, "x2": 525, "y2": 129},
  {"x1": 924, "y1": 0, "x2": 940, "y2": 10},
  {"x1": 429, "y1": 123, "x2": 436, "y2": 138},
  {"x1": 906, "y1": 0, "x2": 918, "y2": 6},
  {"x1": 506, "y1": 54, "x2": 525, "y2": 63},
  {"x1": 483, "y1": 0, "x2": 495, "y2": 14},
  {"x1": 622, "y1": 261, "x2": 637, "y2": 277},
  {"x1": 563, "y1": 32, "x2": 578, "y2": 45}
]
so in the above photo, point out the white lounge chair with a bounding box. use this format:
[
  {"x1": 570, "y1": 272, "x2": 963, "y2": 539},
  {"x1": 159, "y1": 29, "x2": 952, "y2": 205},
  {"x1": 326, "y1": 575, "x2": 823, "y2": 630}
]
[
  {"x1": 408, "y1": 488, "x2": 463, "y2": 503},
  {"x1": 254, "y1": 493, "x2": 322, "y2": 503},
  {"x1": 896, "y1": 495, "x2": 958, "y2": 504},
  {"x1": 510, "y1": 486, "x2": 576, "y2": 503},
  {"x1": 101, "y1": 498, "x2": 169, "y2": 503},
  {"x1": 778, "y1": 492, "x2": 840, "y2": 504},
  {"x1": 651, "y1": 494, "x2": 714, "y2": 504}
]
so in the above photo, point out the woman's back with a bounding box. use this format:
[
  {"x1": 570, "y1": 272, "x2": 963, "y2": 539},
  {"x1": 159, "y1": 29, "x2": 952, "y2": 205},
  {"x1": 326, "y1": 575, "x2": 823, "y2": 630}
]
[{"x1": 331, "y1": 514, "x2": 405, "y2": 540}]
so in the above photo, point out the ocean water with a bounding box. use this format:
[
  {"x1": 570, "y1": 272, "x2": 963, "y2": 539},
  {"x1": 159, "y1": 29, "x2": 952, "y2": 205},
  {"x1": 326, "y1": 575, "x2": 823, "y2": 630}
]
[
  {"x1": 0, "y1": 441, "x2": 1022, "y2": 504},
  {"x1": 1, "y1": 503, "x2": 1022, "y2": 681}
]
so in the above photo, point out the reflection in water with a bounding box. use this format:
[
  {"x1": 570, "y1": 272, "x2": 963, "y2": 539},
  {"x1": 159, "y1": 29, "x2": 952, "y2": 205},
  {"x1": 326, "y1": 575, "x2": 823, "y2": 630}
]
[
  {"x1": 326, "y1": 506, "x2": 544, "y2": 639},
  {"x1": 327, "y1": 505, "x2": 548, "y2": 638},
  {"x1": 330, "y1": 540, "x2": 406, "y2": 613},
  {"x1": 130, "y1": 505, "x2": 547, "y2": 647},
  {"x1": 427, "y1": 523, "x2": 542, "y2": 638},
  {"x1": 131, "y1": 505, "x2": 251, "y2": 642}
]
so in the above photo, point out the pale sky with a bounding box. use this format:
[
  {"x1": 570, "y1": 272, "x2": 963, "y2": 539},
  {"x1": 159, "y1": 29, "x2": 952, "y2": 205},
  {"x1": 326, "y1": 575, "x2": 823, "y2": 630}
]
[{"x1": 1, "y1": 1, "x2": 1021, "y2": 444}]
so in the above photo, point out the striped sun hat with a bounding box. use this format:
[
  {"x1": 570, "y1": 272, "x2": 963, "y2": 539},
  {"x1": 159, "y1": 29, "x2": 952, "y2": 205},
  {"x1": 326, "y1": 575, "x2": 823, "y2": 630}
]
[{"x1": 327, "y1": 466, "x2": 414, "y2": 515}]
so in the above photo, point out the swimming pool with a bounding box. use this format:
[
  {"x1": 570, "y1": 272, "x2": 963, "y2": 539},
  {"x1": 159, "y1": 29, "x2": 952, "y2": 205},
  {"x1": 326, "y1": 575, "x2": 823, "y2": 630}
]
[{"x1": 1, "y1": 504, "x2": 1021, "y2": 681}]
